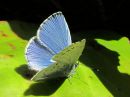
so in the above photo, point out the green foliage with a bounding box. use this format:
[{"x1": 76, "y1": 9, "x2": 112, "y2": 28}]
[{"x1": 0, "y1": 21, "x2": 130, "y2": 97}]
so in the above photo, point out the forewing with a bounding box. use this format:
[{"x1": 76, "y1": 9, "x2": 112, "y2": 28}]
[
  {"x1": 31, "y1": 39, "x2": 86, "y2": 81},
  {"x1": 37, "y1": 11, "x2": 72, "y2": 54},
  {"x1": 53, "y1": 39, "x2": 86, "y2": 65},
  {"x1": 25, "y1": 37, "x2": 55, "y2": 71}
]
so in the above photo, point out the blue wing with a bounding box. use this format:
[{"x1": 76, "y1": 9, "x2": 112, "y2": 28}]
[
  {"x1": 25, "y1": 37, "x2": 55, "y2": 71},
  {"x1": 37, "y1": 11, "x2": 72, "y2": 54}
]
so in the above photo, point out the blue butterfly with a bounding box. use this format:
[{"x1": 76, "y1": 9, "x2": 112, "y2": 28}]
[{"x1": 25, "y1": 11, "x2": 85, "y2": 81}]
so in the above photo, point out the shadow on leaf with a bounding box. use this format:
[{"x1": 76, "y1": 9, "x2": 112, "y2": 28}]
[
  {"x1": 24, "y1": 78, "x2": 65, "y2": 96},
  {"x1": 15, "y1": 64, "x2": 66, "y2": 96},
  {"x1": 15, "y1": 64, "x2": 36, "y2": 80},
  {"x1": 80, "y1": 38, "x2": 130, "y2": 97},
  {"x1": 9, "y1": 21, "x2": 38, "y2": 40}
]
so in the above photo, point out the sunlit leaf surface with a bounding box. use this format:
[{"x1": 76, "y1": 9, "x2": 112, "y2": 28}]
[{"x1": 0, "y1": 21, "x2": 130, "y2": 97}]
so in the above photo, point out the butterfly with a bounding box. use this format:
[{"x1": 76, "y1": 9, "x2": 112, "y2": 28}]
[{"x1": 25, "y1": 11, "x2": 86, "y2": 81}]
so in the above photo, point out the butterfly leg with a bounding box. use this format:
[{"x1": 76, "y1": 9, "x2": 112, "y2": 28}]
[{"x1": 68, "y1": 61, "x2": 79, "y2": 78}]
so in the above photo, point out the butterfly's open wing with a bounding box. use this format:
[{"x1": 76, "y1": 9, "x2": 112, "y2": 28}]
[
  {"x1": 32, "y1": 39, "x2": 86, "y2": 81},
  {"x1": 37, "y1": 11, "x2": 72, "y2": 54},
  {"x1": 25, "y1": 37, "x2": 55, "y2": 71}
]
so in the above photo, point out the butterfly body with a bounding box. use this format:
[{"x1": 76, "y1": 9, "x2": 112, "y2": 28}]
[{"x1": 25, "y1": 11, "x2": 86, "y2": 81}]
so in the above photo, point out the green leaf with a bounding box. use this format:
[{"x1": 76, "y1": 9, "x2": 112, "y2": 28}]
[{"x1": 0, "y1": 21, "x2": 130, "y2": 97}]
